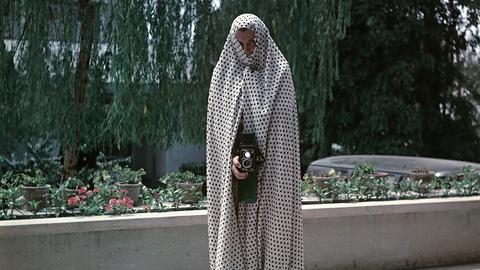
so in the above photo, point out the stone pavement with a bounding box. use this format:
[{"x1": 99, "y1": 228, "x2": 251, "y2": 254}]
[{"x1": 415, "y1": 264, "x2": 480, "y2": 270}]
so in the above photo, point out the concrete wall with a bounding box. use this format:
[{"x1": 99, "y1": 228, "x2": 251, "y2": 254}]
[
  {"x1": 1, "y1": 197, "x2": 480, "y2": 270},
  {"x1": 303, "y1": 198, "x2": 480, "y2": 270}
]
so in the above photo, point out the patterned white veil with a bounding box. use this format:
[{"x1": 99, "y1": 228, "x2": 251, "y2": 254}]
[{"x1": 206, "y1": 14, "x2": 304, "y2": 270}]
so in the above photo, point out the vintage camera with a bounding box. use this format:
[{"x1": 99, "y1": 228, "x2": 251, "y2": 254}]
[{"x1": 238, "y1": 132, "x2": 257, "y2": 172}]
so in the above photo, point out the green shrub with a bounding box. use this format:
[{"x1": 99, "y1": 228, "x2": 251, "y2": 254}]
[{"x1": 179, "y1": 162, "x2": 206, "y2": 176}]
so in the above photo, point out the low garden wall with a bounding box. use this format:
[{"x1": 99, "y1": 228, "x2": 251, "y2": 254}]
[{"x1": 1, "y1": 196, "x2": 480, "y2": 270}]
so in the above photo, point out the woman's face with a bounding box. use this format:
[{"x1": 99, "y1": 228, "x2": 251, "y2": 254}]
[{"x1": 235, "y1": 30, "x2": 256, "y2": 57}]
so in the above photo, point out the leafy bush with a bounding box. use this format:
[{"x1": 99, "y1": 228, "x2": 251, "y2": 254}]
[
  {"x1": 351, "y1": 163, "x2": 376, "y2": 178},
  {"x1": 19, "y1": 169, "x2": 49, "y2": 187},
  {"x1": 0, "y1": 138, "x2": 62, "y2": 186},
  {"x1": 179, "y1": 162, "x2": 206, "y2": 176},
  {"x1": 0, "y1": 172, "x2": 23, "y2": 219},
  {"x1": 306, "y1": 163, "x2": 480, "y2": 203},
  {"x1": 94, "y1": 165, "x2": 145, "y2": 185},
  {"x1": 160, "y1": 171, "x2": 205, "y2": 188}
]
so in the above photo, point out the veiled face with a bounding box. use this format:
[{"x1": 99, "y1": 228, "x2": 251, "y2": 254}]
[{"x1": 235, "y1": 29, "x2": 256, "y2": 56}]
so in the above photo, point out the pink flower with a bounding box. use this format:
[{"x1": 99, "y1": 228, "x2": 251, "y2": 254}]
[
  {"x1": 120, "y1": 189, "x2": 129, "y2": 194},
  {"x1": 67, "y1": 196, "x2": 80, "y2": 206},
  {"x1": 77, "y1": 187, "x2": 88, "y2": 194},
  {"x1": 122, "y1": 197, "x2": 134, "y2": 208},
  {"x1": 105, "y1": 196, "x2": 134, "y2": 214},
  {"x1": 93, "y1": 188, "x2": 101, "y2": 193}
]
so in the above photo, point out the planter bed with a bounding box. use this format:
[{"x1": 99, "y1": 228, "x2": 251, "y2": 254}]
[
  {"x1": 2, "y1": 200, "x2": 208, "y2": 219},
  {"x1": 3, "y1": 191, "x2": 477, "y2": 219}
]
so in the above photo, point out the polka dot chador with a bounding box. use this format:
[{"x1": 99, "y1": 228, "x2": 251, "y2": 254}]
[{"x1": 206, "y1": 14, "x2": 304, "y2": 270}]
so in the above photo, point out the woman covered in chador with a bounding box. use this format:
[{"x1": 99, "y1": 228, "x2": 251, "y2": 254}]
[{"x1": 206, "y1": 14, "x2": 304, "y2": 270}]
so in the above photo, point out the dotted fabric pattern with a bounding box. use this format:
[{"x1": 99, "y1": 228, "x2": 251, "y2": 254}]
[{"x1": 206, "y1": 14, "x2": 304, "y2": 270}]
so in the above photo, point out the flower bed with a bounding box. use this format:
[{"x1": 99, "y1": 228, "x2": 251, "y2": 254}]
[
  {"x1": 302, "y1": 163, "x2": 480, "y2": 202},
  {"x1": 0, "y1": 168, "x2": 206, "y2": 220},
  {"x1": 1, "y1": 157, "x2": 480, "y2": 220}
]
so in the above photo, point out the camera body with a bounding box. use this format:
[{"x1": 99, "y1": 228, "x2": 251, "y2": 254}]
[{"x1": 238, "y1": 133, "x2": 257, "y2": 172}]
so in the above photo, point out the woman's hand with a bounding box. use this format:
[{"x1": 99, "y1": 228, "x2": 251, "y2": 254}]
[{"x1": 232, "y1": 156, "x2": 248, "y2": 180}]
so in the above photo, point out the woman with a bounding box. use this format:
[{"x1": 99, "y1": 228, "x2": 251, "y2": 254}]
[{"x1": 206, "y1": 14, "x2": 304, "y2": 270}]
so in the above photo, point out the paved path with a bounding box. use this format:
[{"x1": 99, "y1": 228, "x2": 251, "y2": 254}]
[{"x1": 415, "y1": 264, "x2": 480, "y2": 270}]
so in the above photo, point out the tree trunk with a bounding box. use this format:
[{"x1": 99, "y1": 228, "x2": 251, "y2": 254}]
[{"x1": 63, "y1": 0, "x2": 96, "y2": 180}]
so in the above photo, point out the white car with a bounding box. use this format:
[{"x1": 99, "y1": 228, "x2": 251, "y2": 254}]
[{"x1": 307, "y1": 155, "x2": 480, "y2": 184}]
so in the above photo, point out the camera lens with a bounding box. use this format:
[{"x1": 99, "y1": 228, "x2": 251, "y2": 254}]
[
  {"x1": 244, "y1": 151, "x2": 251, "y2": 158},
  {"x1": 242, "y1": 159, "x2": 251, "y2": 169}
]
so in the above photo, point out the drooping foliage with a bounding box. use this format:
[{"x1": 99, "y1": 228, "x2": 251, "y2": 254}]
[
  {"x1": 1, "y1": 0, "x2": 351, "y2": 171},
  {"x1": 326, "y1": 0, "x2": 480, "y2": 162}
]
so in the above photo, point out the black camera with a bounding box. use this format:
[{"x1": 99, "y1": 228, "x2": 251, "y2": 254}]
[{"x1": 238, "y1": 133, "x2": 257, "y2": 172}]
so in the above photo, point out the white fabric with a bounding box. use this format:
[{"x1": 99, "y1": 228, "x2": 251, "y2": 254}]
[{"x1": 206, "y1": 14, "x2": 304, "y2": 270}]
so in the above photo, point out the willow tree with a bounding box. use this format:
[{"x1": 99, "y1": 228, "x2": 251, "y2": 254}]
[
  {"x1": 193, "y1": 0, "x2": 352, "y2": 169},
  {"x1": 0, "y1": 0, "x2": 351, "y2": 177}
]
